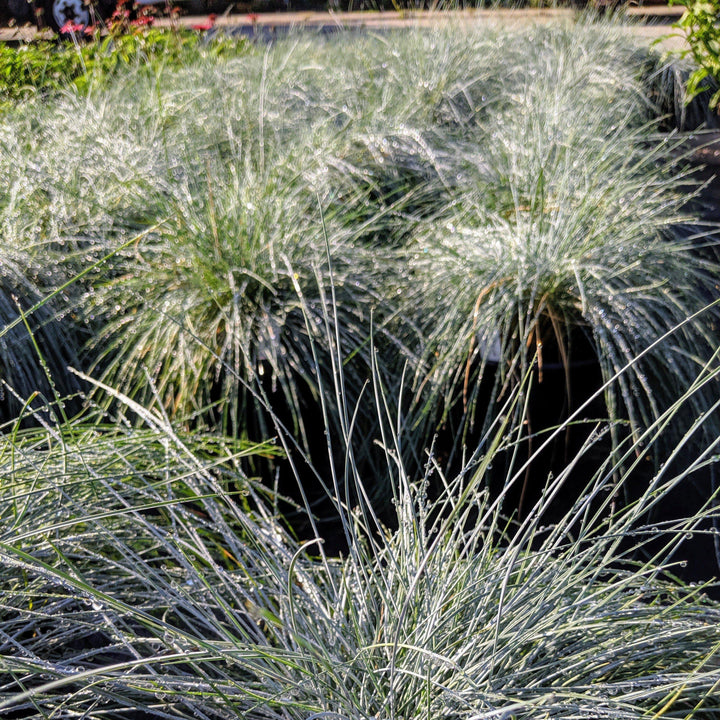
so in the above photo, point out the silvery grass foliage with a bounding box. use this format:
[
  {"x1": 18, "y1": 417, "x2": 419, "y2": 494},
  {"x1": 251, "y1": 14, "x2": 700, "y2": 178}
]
[
  {"x1": 3, "y1": 20, "x2": 719, "y2": 500},
  {"x1": 1, "y1": 350, "x2": 720, "y2": 719},
  {"x1": 83, "y1": 144, "x2": 383, "y2": 441},
  {"x1": 402, "y1": 25, "x2": 720, "y2": 459},
  {"x1": 0, "y1": 48, "x2": 404, "y2": 446},
  {"x1": 0, "y1": 22, "x2": 690, "y2": 426},
  {"x1": 295, "y1": 22, "x2": 663, "y2": 247}
]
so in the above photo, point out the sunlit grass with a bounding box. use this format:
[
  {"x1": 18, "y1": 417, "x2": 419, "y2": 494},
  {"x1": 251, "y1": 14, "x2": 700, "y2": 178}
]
[
  {"x1": 1, "y1": 344, "x2": 719, "y2": 719},
  {"x1": 1, "y1": 17, "x2": 720, "y2": 719},
  {"x1": 396, "y1": 25, "x2": 720, "y2": 475}
]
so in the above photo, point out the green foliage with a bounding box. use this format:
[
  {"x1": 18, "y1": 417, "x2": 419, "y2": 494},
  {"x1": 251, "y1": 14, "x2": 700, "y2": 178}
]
[
  {"x1": 0, "y1": 28, "x2": 251, "y2": 104},
  {"x1": 670, "y1": 0, "x2": 720, "y2": 108}
]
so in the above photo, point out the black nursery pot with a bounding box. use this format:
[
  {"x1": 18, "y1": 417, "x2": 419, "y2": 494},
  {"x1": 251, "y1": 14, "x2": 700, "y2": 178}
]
[
  {"x1": 0, "y1": 305, "x2": 86, "y2": 429},
  {"x1": 483, "y1": 326, "x2": 609, "y2": 528},
  {"x1": 433, "y1": 321, "x2": 654, "y2": 532},
  {"x1": 455, "y1": 326, "x2": 720, "y2": 597},
  {"x1": 209, "y1": 358, "x2": 366, "y2": 557}
]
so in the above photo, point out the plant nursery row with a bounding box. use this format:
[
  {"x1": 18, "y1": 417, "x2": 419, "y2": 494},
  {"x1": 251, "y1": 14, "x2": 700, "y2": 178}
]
[{"x1": 1, "y1": 19, "x2": 720, "y2": 719}]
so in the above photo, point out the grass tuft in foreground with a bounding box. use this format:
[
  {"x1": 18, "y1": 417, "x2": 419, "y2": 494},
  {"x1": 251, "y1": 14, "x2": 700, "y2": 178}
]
[{"x1": 0, "y1": 341, "x2": 719, "y2": 719}]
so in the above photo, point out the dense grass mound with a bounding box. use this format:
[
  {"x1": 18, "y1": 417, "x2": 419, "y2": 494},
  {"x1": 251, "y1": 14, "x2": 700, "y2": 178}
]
[{"x1": 1, "y1": 362, "x2": 720, "y2": 719}]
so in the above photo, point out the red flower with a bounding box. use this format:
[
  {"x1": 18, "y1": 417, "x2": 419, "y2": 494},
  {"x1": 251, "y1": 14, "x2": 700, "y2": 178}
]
[
  {"x1": 190, "y1": 13, "x2": 216, "y2": 31},
  {"x1": 130, "y1": 15, "x2": 154, "y2": 26},
  {"x1": 59, "y1": 20, "x2": 87, "y2": 34}
]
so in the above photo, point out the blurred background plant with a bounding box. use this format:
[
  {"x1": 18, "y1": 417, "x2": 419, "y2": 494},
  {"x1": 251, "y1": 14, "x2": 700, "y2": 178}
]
[
  {"x1": 0, "y1": 26, "x2": 249, "y2": 107},
  {"x1": 669, "y1": 0, "x2": 720, "y2": 110}
]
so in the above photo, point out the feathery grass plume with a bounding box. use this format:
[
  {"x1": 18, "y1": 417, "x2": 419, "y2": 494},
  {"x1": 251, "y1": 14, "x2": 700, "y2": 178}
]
[{"x1": 1, "y1": 322, "x2": 720, "y2": 719}]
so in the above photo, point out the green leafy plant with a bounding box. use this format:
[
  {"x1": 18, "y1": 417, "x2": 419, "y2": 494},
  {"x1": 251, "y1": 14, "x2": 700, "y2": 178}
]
[
  {"x1": 0, "y1": 29, "x2": 250, "y2": 105},
  {"x1": 669, "y1": 0, "x2": 720, "y2": 108}
]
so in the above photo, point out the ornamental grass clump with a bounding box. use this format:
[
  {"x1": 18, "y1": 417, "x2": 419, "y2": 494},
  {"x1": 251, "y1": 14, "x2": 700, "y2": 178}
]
[
  {"x1": 403, "y1": 26, "x2": 720, "y2": 487},
  {"x1": 80, "y1": 151, "x2": 395, "y2": 526},
  {"x1": 1, "y1": 338, "x2": 720, "y2": 719},
  {"x1": 0, "y1": 50, "x2": 393, "y2": 440},
  {"x1": 410, "y1": 128, "x2": 719, "y2": 426},
  {"x1": 87, "y1": 150, "x2": 344, "y2": 424}
]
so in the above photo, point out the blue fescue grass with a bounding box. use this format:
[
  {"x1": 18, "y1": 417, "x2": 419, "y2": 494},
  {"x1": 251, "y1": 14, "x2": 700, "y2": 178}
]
[
  {"x1": 0, "y1": 323, "x2": 719, "y2": 719},
  {"x1": 1, "y1": 21, "x2": 720, "y2": 717}
]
